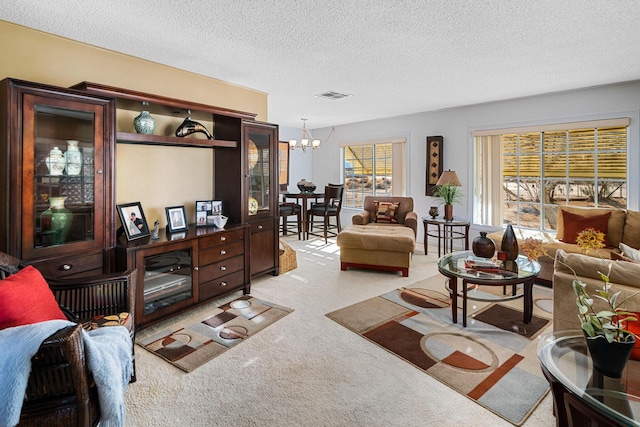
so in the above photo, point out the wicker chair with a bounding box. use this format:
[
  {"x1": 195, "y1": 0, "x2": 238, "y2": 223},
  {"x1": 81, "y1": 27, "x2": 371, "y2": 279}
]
[{"x1": 0, "y1": 252, "x2": 136, "y2": 427}]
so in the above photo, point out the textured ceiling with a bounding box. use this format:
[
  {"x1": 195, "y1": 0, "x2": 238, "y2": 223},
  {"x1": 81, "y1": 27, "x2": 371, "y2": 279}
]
[{"x1": 2, "y1": 1, "x2": 640, "y2": 129}]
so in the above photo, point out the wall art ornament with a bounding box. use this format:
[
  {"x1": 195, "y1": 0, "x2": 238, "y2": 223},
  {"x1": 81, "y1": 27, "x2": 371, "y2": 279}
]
[{"x1": 425, "y1": 135, "x2": 443, "y2": 196}]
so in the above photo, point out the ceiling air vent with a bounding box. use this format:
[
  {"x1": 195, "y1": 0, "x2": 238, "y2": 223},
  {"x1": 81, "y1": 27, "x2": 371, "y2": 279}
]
[{"x1": 315, "y1": 91, "x2": 352, "y2": 100}]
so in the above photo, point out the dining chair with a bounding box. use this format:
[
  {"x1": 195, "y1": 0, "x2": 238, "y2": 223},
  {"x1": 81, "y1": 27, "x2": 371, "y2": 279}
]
[
  {"x1": 306, "y1": 183, "x2": 344, "y2": 243},
  {"x1": 279, "y1": 195, "x2": 302, "y2": 239}
]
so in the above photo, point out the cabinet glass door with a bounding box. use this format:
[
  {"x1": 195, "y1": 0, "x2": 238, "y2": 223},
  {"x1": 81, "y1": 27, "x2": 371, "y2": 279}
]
[
  {"x1": 22, "y1": 94, "x2": 105, "y2": 258},
  {"x1": 142, "y1": 249, "x2": 194, "y2": 316},
  {"x1": 246, "y1": 126, "x2": 272, "y2": 218}
]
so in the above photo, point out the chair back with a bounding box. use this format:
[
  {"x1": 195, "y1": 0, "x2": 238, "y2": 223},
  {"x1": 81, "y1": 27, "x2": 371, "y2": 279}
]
[{"x1": 321, "y1": 184, "x2": 344, "y2": 214}]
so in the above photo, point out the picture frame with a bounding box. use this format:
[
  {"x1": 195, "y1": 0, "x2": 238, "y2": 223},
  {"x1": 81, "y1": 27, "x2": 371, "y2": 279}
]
[
  {"x1": 195, "y1": 200, "x2": 223, "y2": 227},
  {"x1": 426, "y1": 135, "x2": 443, "y2": 196},
  {"x1": 117, "y1": 202, "x2": 150, "y2": 241},
  {"x1": 165, "y1": 205, "x2": 188, "y2": 233},
  {"x1": 278, "y1": 141, "x2": 290, "y2": 192}
]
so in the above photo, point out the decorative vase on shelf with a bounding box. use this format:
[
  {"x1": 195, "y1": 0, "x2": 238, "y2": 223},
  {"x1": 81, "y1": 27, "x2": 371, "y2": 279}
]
[
  {"x1": 472, "y1": 232, "x2": 495, "y2": 258},
  {"x1": 40, "y1": 196, "x2": 73, "y2": 245},
  {"x1": 44, "y1": 147, "x2": 66, "y2": 176},
  {"x1": 501, "y1": 224, "x2": 519, "y2": 261},
  {"x1": 64, "y1": 140, "x2": 83, "y2": 176},
  {"x1": 133, "y1": 110, "x2": 156, "y2": 134}
]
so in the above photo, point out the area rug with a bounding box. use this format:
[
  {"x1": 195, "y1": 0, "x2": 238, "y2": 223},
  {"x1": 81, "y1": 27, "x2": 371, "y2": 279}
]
[
  {"x1": 137, "y1": 295, "x2": 293, "y2": 372},
  {"x1": 326, "y1": 275, "x2": 553, "y2": 426}
]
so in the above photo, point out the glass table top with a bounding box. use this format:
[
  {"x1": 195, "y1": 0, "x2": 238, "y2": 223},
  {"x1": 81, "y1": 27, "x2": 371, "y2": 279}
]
[
  {"x1": 437, "y1": 250, "x2": 540, "y2": 282},
  {"x1": 537, "y1": 332, "x2": 640, "y2": 426}
]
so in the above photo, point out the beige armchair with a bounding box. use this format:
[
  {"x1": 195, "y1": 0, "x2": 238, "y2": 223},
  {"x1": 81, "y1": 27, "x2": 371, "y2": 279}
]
[
  {"x1": 337, "y1": 196, "x2": 417, "y2": 277},
  {"x1": 351, "y1": 196, "x2": 418, "y2": 236}
]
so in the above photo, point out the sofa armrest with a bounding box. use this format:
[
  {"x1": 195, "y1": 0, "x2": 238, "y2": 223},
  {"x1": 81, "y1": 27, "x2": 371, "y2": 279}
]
[
  {"x1": 404, "y1": 211, "x2": 418, "y2": 237},
  {"x1": 352, "y1": 210, "x2": 371, "y2": 225}
]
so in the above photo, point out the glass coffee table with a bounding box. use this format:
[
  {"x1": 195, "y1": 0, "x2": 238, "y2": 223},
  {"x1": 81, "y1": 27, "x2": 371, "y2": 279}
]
[
  {"x1": 537, "y1": 332, "x2": 640, "y2": 426},
  {"x1": 437, "y1": 250, "x2": 540, "y2": 327}
]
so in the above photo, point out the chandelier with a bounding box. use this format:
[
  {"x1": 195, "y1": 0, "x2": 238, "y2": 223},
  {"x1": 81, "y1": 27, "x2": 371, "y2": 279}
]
[{"x1": 289, "y1": 118, "x2": 320, "y2": 152}]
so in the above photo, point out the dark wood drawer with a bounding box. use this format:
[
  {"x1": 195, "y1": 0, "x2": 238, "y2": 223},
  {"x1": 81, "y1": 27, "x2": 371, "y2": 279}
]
[
  {"x1": 199, "y1": 229, "x2": 245, "y2": 248},
  {"x1": 199, "y1": 241, "x2": 244, "y2": 265},
  {"x1": 199, "y1": 255, "x2": 244, "y2": 283},
  {"x1": 30, "y1": 253, "x2": 104, "y2": 279},
  {"x1": 249, "y1": 219, "x2": 273, "y2": 234},
  {"x1": 199, "y1": 270, "x2": 245, "y2": 301}
]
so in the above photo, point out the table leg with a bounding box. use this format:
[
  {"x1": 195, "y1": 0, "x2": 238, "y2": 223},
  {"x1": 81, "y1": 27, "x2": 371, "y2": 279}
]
[
  {"x1": 462, "y1": 279, "x2": 468, "y2": 327},
  {"x1": 423, "y1": 222, "x2": 428, "y2": 255},
  {"x1": 450, "y1": 277, "x2": 458, "y2": 324},
  {"x1": 523, "y1": 279, "x2": 534, "y2": 323},
  {"x1": 464, "y1": 224, "x2": 470, "y2": 250},
  {"x1": 437, "y1": 224, "x2": 442, "y2": 258}
]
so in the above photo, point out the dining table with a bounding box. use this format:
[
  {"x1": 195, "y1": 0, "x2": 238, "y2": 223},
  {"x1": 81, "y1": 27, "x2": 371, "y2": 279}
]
[{"x1": 283, "y1": 192, "x2": 325, "y2": 240}]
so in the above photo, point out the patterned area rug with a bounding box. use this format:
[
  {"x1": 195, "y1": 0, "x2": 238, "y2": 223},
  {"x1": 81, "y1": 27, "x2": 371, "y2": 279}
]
[
  {"x1": 326, "y1": 275, "x2": 553, "y2": 426},
  {"x1": 137, "y1": 296, "x2": 293, "y2": 372}
]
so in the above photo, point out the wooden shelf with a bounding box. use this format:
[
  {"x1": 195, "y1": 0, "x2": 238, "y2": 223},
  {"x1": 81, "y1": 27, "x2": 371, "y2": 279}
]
[{"x1": 116, "y1": 132, "x2": 237, "y2": 148}]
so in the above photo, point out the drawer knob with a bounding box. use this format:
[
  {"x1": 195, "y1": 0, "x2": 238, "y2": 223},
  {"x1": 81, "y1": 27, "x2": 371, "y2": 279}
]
[
  {"x1": 60, "y1": 264, "x2": 72, "y2": 271},
  {"x1": 220, "y1": 250, "x2": 227, "y2": 255},
  {"x1": 221, "y1": 236, "x2": 226, "y2": 241},
  {"x1": 258, "y1": 225, "x2": 263, "y2": 230},
  {"x1": 220, "y1": 266, "x2": 227, "y2": 271},
  {"x1": 220, "y1": 281, "x2": 227, "y2": 287},
  {"x1": 193, "y1": 266, "x2": 199, "y2": 271}
]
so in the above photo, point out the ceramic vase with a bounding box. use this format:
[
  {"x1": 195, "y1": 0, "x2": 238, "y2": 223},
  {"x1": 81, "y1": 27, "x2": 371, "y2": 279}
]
[
  {"x1": 40, "y1": 196, "x2": 73, "y2": 245},
  {"x1": 133, "y1": 110, "x2": 156, "y2": 134},
  {"x1": 64, "y1": 140, "x2": 83, "y2": 176},
  {"x1": 501, "y1": 224, "x2": 519, "y2": 261},
  {"x1": 45, "y1": 146, "x2": 66, "y2": 176},
  {"x1": 444, "y1": 204, "x2": 453, "y2": 221},
  {"x1": 428, "y1": 206, "x2": 439, "y2": 219},
  {"x1": 472, "y1": 232, "x2": 495, "y2": 258},
  {"x1": 584, "y1": 332, "x2": 635, "y2": 378}
]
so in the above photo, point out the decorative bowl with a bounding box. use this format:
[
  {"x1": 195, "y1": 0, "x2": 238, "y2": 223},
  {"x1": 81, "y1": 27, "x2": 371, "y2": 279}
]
[
  {"x1": 297, "y1": 184, "x2": 307, "y2": 192},
  {"x1": 212, "y1": 215, "x2": 228, "y2": 229},
  {"x1": 303, "y1": 184, "x2": 316, "y2": 193}
]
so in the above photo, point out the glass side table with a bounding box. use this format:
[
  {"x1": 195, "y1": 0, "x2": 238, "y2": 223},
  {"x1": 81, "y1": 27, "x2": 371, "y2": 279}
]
[
  {"x1": 422, "y1": 216, "x2": 470, "y2": 257},
  {"x1": 537, "y1": 332, "x2": 640, "y2": 426}
]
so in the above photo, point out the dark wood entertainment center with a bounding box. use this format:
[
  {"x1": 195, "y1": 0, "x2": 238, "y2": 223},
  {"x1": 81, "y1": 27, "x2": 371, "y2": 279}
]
[{"x1": 0, "y1": 78, "x2": 280, "y2": 328}]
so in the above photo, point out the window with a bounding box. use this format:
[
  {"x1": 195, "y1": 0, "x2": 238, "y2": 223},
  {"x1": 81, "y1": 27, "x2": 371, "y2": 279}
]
[
  {"x1": 341, "y1": 138, "x2": 406, "y2": 209},
  {"x1": 474, "y1": 118, "x2": 628, "y2": 231}
]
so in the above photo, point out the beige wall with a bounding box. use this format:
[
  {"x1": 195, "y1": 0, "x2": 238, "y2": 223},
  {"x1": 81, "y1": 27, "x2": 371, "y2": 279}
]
[{"x1": 0, "y1": 21, "x2": 268, "y2": 227}]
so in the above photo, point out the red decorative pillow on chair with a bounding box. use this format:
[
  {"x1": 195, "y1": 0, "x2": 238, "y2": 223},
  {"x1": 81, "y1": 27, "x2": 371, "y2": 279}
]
[
  {"x1": 559, "y1": 210, "x2": 611, "y2": 245},
  {"x1": 0, "y1": 266, "x2": 66, "y2": 330}
]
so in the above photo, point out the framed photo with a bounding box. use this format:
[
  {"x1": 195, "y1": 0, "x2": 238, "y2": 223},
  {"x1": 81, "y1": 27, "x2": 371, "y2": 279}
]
[
  {"x1": 117, "y1": 202, "x2": 150, "y2": 241},
  {"x1": 196, "y1": 200, "x2": 223, "y2": 227},
  {"x1": 165, "y1": 205, "x2": 188, "y2": 233}
]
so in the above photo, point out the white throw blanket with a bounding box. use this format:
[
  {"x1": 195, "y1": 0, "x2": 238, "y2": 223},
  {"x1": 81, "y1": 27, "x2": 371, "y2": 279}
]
[{"x1": 0, "y1": 320, "x2": 133, "y2": 427}]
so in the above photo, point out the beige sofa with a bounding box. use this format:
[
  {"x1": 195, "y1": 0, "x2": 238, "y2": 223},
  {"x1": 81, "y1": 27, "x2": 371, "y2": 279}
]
[
  {"x1": 488, "y1": 206, "x2": 640, "y2": 285},
  {"x1": 337, "y1": 196, "x2": 417, "y2": 277},
  {"x1": 553, "y1": 249, "x2": 640, "y2": 333}
]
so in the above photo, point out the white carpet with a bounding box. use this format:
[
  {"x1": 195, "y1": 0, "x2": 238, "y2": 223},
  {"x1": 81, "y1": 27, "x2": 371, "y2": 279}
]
[{"x1": 125, "y1": 237, "x2": 554, "y2": 426}]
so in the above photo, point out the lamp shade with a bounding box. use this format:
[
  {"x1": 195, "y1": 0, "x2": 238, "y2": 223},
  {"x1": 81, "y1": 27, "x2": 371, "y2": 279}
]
[{"x1": 436, "y1": 170, "x2": 462, "y2": 186}]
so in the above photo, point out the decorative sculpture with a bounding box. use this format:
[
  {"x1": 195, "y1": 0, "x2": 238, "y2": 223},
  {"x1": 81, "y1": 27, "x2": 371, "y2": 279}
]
[
  {"x1": 151, "y1": 220, "x2": 160, "y2": 240},
  {"x1": 175, "y1": 116, "x2": 213, "y2": 139}
]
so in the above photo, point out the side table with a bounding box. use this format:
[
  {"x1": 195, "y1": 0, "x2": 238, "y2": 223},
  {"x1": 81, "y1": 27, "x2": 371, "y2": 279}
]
[{"x1": 422, "y1": 217, "x2": 470, "y2": 257}]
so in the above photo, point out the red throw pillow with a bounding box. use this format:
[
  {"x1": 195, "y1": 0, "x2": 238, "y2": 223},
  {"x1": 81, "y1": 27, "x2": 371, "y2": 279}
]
[
  {"x1": 626, "y1": 313, "x2": 640, "y2": 361},
  {"x1": 0, "y1": 266, "x2": 67, "y2": 330},
  {"x1": 559, "y1": 210, "x2": 611, "y2": 245}
]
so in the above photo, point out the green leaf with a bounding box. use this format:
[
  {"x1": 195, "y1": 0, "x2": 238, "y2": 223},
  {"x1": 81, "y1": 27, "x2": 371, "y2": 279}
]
[{"x1": 582, "y1": 321, "x2": 595, "y2": 337}]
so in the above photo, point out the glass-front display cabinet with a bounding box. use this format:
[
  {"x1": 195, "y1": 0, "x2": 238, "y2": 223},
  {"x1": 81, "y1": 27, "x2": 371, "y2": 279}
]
[
  {"x1": 138, "y1": 244, "x2": 196, "y2": 322},
  {"x1": 245, "y1": 123, "x2": 276, "y2": 219},
  {"x1": 0, "y1": 79, "x2": 114, "y2": 276}
]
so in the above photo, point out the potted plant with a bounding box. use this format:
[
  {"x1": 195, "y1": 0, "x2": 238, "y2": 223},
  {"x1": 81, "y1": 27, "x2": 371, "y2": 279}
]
[
  {"x1": 432, "y1": 183, "x2": 463, "y2": 221},
  {"x1": 522, "y1": 231, "x2": 639, "y2": 377}
]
